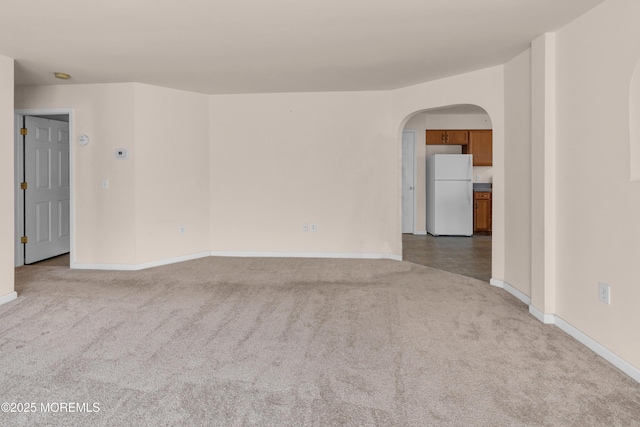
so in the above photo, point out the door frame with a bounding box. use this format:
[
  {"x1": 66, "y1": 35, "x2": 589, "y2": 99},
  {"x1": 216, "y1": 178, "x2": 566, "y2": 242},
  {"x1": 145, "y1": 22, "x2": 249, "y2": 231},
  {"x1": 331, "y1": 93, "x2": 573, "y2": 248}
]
[
  {"x1": 14, "y1": 108, "x2": 75, "y2": 267},
  {"x1": 401, "y1": 129, "x2": 418, "y2": 234}
]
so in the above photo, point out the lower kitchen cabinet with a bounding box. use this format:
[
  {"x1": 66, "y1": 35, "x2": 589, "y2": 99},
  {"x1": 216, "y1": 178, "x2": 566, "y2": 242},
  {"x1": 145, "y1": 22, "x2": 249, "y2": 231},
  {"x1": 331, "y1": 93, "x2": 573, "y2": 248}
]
[{"x1": 474, "y1": 191, "x2": 492, "y2": 233}]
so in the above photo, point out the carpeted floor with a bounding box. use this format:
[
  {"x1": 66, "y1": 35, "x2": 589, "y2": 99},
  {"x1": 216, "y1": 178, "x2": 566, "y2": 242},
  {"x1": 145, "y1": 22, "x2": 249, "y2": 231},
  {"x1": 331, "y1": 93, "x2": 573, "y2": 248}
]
[{"x1": 1, "y1": 257, "x2": 639, "y2": 426}]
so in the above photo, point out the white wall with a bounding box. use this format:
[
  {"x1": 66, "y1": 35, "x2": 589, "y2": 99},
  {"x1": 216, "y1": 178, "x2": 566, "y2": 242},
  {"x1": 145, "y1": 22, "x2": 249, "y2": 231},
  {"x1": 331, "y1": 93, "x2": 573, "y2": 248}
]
[
  {"x1": 552, "y1": 0, "x2": 640, "y2": 369},
  {"x1": 504, "y1": 49, "x2": 532, "y2": 297},
  {"x1": 0, "y1": 54, "x2": 14, "y2": 303},
  {"x1": 424, "y1": 113, "x2": 492, "y2": 130},
  {"x1": 134, "y1": 84, "x2": 210, "y2": 264},
  {"x1": 15, "y1": 83, "x2": 211, "y2": 268},
  {"x1": 391, "y1": 65, "x2": 506, "y2": 281},
  {"x1": 15, "y1": 84, "x2": 138, "y2": 266},
  {"x1": 209, "y1": 91, "x2": 398, "y2": 258},
  {"x1": 530, "y1": 33, "x2": 558, "y2": 317},
  {"x1": 630, "y1": 59, "x2": 640, "y2": 181}
]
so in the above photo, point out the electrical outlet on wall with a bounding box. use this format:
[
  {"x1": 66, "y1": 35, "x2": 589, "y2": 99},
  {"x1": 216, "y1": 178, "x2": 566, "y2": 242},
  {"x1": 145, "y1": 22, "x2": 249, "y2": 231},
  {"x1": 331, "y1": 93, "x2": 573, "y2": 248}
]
[
  {"x1": 598, "y1": 282, "x2": 611, "y2": 304},
  {"x1": 310, "y1": 223, "x2": 317, "y2": 232},
  {"x1": 303, "y1": 223, "x2": 308, "y2": 232}
]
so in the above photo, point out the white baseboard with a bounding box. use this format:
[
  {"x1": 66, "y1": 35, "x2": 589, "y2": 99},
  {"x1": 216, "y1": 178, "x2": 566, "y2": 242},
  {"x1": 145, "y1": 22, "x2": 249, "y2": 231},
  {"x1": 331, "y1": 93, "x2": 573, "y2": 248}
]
[
  {"x1": 210, "y1": 251, "x2": 402, "y2": 261},
  {"x1": 71, "y1": 251, "x2": 211, "y2": 271},
  {"x1": 490, "y1": 278, "x2": 531, "y2": 305},
  {"x1": 413, "y1": 230, "x2": 427, "y2": 236},
  {"x1": 491, "y1": 279, "x2": 640, "y2": 383},
  {"x1": 526, "y1": 308, "x2": 640, "y2": 383},
  {"x1": 72, "y1": 251, "x2": 402, "y2": 270},
  {"x1": 0, "y1": 291, "x2": 18, "y2": 307},
  {"x1": 528, "y1": 305, "x2": 556, "y2": 324},
  {"x1": 553, "y1": 316, "x2": 640, "y2": 383}
]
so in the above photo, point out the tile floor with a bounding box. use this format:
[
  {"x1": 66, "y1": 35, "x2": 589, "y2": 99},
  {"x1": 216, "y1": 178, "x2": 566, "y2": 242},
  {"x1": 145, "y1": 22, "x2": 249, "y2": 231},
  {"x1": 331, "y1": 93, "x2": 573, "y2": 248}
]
[{"x1": 402, "y1": 233, "x2": 492, "y2": 282}]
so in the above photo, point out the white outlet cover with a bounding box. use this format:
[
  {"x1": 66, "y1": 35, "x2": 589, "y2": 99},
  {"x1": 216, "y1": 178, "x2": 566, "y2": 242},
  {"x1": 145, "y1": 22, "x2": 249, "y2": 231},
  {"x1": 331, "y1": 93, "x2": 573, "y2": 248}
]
[{"x1": 598, "y1": 282, "x2": 611, "y2": 304}]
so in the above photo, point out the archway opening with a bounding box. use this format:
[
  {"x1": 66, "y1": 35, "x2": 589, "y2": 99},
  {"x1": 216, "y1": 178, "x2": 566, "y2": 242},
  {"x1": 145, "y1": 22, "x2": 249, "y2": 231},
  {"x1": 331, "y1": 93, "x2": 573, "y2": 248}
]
[{"x1": 400, "y1": 104, "x2": 494, "y2": 282}]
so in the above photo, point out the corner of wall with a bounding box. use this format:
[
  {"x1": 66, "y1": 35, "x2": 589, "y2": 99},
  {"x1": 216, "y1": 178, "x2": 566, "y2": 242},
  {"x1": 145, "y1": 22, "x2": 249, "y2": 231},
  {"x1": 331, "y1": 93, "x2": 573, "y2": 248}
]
[
  {"x1": 0, "y1": 54, "x2": 15, "y2": 300},
  {"x1": 629, "y1": 58, "x2": 640, "y2": 181}
]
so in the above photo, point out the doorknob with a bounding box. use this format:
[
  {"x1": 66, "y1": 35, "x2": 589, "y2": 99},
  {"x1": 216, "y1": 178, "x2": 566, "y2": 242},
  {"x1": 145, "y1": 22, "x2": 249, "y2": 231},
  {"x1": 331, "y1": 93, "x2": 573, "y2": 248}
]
[{"x1": 409, "y1": 186, "x2": 413, "y2": 190}]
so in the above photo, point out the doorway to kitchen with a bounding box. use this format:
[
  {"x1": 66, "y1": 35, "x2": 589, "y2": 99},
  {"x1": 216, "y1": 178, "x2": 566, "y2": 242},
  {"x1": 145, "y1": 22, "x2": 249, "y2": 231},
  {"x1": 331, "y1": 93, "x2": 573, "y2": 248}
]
[
  {"x1": 402, "y1": 234, "x2": 491, "y2": 281},
  {"x1": 401, "y1": 104, "x2": 493, "y2": 282}
]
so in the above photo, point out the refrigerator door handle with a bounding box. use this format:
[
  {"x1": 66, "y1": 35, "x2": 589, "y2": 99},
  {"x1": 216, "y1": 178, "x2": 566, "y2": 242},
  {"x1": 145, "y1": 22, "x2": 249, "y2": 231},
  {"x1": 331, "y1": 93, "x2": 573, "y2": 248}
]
[{"x1": 468, "y1": 156, "x2": 473, "y2": 205}]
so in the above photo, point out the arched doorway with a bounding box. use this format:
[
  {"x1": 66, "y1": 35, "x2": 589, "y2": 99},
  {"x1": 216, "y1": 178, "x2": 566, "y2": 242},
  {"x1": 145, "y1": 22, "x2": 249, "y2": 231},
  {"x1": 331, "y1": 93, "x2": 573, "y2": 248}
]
[{"x1": 401, "y1": 104, "x2": 493, "y2": 282}]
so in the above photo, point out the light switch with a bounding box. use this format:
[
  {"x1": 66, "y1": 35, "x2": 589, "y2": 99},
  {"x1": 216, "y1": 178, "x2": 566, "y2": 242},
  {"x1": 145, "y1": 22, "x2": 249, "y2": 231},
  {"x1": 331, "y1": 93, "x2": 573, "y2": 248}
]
[{"x1": 102, "y1": 179, "x2": 109, "y2": 189}]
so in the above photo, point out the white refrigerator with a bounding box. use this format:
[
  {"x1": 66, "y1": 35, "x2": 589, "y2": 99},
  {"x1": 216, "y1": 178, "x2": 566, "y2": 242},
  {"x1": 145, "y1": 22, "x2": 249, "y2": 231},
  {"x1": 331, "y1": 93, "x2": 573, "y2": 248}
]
[{"x1": 426, "y1": 154, "x2": 473, "y2": 236}]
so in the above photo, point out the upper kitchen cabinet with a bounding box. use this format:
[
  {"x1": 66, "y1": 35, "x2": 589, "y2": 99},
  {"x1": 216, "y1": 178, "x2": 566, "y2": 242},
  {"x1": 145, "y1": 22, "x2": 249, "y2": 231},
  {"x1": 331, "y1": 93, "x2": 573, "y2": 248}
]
[
  {"x1": 463, "y1": 130, "x2": 492, "y2": 166},
  {"x1": 426, "y1": 130, "x2": 468, "y2": 145}
]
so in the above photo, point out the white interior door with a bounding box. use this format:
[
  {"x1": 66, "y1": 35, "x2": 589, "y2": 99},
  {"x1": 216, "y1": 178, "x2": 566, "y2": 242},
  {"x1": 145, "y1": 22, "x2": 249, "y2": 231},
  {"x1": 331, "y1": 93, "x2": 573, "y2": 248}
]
[
  {"x1": 402, "y1": 131, "x2": 415, "y2": 233},
  {"x1": 24, "y1": 116, "x2": 70, "y2": 264}
]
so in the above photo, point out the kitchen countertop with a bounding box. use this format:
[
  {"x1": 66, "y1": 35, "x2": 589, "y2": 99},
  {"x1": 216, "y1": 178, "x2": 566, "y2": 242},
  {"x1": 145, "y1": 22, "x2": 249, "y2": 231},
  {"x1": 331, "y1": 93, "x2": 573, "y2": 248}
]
[{"x1": 473, "y1": 183, "x2": 492, "y2": 192}]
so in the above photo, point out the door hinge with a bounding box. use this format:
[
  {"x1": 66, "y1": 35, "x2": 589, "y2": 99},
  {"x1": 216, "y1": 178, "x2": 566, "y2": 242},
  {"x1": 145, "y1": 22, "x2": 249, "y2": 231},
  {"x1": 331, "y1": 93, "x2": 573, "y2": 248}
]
[
  {"x1": 21, "y1": 236, "x2": 28, "y2": 244},
  {"x1": 20, "y1": 182, "x2": 28, "y2": 190},
  {"x1": 20, "y1": 128, "x2": 28, "y2": 136}
]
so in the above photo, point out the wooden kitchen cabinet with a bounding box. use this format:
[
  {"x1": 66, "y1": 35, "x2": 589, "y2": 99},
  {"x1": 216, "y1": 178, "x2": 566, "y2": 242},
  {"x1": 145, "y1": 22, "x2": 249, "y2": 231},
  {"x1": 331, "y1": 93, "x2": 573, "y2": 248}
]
[
  {"x1": 474, "y1": 191, "x2": 492, "y2": 233},
  {"x1": 425, "y1": 130, "x2": 468, "y2": 145},
  {"x1": 463, "y1": 130, "x2": 492, "y2": 166}
]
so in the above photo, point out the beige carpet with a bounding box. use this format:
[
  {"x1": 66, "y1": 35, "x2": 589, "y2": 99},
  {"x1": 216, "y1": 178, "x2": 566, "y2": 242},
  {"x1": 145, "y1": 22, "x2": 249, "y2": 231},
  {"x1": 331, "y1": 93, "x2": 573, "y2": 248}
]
[{"x1": 1, "y1": 257, "x2": 639, "y2": 426}]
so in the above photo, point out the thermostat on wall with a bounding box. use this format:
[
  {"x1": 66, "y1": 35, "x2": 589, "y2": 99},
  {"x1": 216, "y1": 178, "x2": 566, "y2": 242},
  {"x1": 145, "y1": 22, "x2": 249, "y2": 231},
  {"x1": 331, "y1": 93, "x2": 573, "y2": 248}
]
[
  {"x1": 78, "y1": 134, "x2": 90, "y2": 146},
  {"x1": 115, "y1": 148, "x2": 129, "y2": 159}
]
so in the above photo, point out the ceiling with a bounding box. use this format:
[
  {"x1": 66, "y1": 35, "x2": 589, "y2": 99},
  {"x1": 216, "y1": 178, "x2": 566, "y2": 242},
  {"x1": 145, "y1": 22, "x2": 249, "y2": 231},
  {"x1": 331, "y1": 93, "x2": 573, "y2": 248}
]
[{"x1": 0, "y1": 0, "x2": 603, "y2": 95}]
